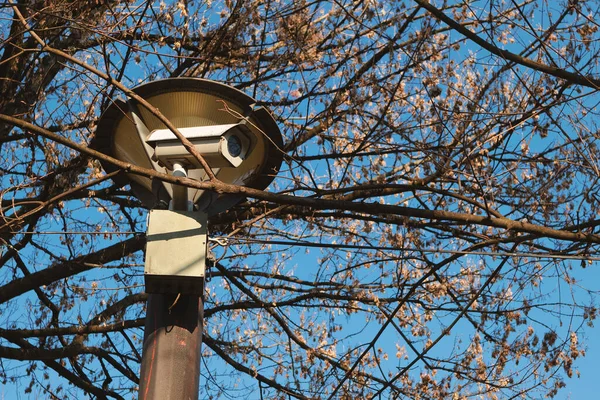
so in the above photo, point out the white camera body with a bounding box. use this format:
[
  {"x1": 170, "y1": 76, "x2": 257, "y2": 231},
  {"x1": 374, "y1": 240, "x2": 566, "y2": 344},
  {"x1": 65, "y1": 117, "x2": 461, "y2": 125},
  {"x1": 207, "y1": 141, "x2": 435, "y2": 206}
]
[{"x1": 146, "y1": 123, "x2": 253, "y2": 169}]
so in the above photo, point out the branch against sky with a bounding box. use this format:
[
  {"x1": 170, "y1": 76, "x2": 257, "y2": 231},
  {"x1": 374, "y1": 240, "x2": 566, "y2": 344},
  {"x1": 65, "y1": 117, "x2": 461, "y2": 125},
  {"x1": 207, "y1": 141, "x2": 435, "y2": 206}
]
[{"x1": 1, "y1": 0, "x2": 600, "y2": 398}]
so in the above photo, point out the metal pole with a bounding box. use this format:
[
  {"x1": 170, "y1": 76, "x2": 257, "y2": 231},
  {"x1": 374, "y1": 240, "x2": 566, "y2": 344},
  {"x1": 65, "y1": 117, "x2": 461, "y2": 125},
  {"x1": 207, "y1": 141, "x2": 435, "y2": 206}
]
[
  {"x1": 138, "y1": 292, "x2": 204, "y2": 399},
  {"x1": 139, "y1": 163, "x2": 204, "y2": 399}
]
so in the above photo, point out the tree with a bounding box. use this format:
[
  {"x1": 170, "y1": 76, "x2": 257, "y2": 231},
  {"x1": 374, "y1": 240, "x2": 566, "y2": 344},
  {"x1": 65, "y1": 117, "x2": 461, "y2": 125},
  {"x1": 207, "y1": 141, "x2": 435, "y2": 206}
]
[{"x1": 1, "y1": 0, "x2": 599, "y2": 398}]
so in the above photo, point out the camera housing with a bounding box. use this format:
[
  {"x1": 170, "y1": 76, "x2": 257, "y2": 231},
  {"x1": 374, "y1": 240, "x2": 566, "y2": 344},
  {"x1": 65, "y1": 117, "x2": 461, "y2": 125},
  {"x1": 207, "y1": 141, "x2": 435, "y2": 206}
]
[{"x1": 145, "y1": 123, "x2": 253, "y2": 170}]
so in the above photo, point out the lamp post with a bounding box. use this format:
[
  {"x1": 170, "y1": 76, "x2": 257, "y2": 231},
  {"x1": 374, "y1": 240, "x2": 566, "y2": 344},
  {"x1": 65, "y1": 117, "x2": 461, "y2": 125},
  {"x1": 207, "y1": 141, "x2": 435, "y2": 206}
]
[{"x1": 94, "y1": 78, "x2": 283, "y2": 399}]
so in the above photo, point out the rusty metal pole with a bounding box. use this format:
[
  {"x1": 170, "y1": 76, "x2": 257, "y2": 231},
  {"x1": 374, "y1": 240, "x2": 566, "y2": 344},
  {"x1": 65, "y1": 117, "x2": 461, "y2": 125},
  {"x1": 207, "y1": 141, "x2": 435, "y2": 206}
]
[
  {"x1": 138, "y1": 174, "x2": 206, "y2": 399},
  {"x1": 138, "y1": 292, "x2": 203, "y2": 399}
]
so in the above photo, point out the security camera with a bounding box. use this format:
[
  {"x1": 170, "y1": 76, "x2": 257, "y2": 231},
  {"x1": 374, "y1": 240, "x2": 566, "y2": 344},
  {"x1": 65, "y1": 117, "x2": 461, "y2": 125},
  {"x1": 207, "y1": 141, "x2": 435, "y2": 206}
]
[{"x1": 145, "y1": 123, "x2": 253, "y2": 169}]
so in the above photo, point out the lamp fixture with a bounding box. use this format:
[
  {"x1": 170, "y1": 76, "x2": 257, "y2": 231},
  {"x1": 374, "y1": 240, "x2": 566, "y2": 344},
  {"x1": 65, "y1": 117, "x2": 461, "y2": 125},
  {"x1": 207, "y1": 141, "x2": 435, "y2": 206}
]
[{"x1": 94, "y1": 77, "x2": 284, "y2": 215}]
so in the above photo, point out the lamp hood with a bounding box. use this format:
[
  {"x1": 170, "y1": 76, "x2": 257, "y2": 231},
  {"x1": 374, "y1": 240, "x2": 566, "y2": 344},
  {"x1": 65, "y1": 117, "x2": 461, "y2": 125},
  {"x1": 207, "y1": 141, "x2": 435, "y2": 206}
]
[{"x1": 93, "y1": 78, "x2": 284, "y2": 215}]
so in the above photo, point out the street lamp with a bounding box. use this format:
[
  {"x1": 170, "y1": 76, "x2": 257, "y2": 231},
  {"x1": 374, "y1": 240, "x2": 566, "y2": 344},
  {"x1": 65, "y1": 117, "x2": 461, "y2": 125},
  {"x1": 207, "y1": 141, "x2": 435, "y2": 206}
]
[
  {"x1": 95, "y1": 77, "x2": 283, "y2": 214},
  {"x1": 94, "y1": 77, "x2": 283, "y2": 399}
]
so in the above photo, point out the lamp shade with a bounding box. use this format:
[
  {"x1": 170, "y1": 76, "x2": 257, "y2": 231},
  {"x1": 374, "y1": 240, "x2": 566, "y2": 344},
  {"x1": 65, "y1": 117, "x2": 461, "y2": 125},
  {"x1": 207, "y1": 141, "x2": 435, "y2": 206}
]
[{"x1": 94, "y1": 78, "x2": 284, "y2": 215}]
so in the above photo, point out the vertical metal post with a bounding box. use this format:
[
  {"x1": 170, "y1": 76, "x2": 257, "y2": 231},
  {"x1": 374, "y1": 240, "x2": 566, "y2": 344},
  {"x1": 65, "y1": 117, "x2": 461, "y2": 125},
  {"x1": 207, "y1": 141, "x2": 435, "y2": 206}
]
[
  {"x1": 138, "y1": 292, "x2": 203, "y2": 399},
  {"x1": 170, "y1": 162, "x2": 189, "y2": 211},
  {"x1": 139, "y1": 163, "x2": 204, "y2": 400}
]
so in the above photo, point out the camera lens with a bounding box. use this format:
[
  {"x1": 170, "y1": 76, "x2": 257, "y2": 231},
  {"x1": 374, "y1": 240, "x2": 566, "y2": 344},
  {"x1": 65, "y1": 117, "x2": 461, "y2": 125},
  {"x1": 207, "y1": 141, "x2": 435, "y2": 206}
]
[{"x1": 227, "y1": 135, "x2": 242, "y2": 157}]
